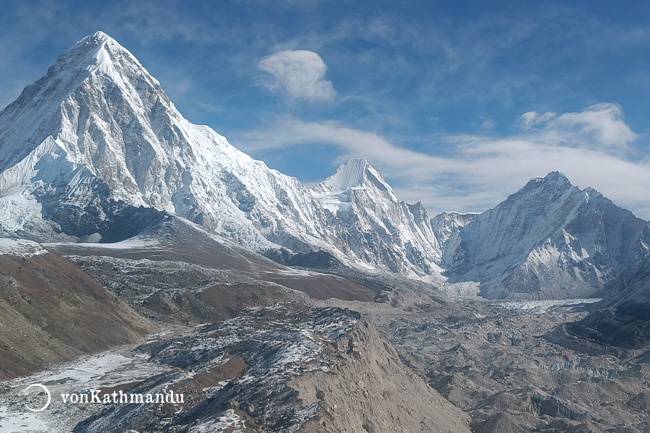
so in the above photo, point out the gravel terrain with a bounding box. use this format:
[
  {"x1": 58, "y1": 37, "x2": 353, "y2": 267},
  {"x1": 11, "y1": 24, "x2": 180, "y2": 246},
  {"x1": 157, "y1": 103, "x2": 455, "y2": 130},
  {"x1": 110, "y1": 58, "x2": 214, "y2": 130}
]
[{"x1": 353, "y1": 293, "x2": 650, "y2": 433}]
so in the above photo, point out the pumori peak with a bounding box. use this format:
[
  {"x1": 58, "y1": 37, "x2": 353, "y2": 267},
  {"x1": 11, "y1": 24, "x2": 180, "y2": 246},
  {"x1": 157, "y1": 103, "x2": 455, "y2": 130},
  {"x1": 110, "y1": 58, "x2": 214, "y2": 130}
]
[
  {"x1": 80, "y1": 30, "x2": 115, "y2": 44},
  {"x1": 56, "y1": 30, "x2": 160, "y2": 88},
  {"x1": 68, "y1": 31, "x2": 135, "y2": 74},
  {"x1": 0, "y1": 32, "x2": 444, "y2": 276},
  {"x1": 0, "y1": 31, "x2": 161, "y2": 172},
  {"x1": 73, "y1": 30, "x2": 120, "y2": 52}
]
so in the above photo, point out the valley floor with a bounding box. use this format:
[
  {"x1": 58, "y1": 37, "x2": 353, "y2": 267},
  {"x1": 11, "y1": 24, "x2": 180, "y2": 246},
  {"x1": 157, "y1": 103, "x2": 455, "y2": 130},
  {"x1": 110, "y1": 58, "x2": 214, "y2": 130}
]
[{"x1": 3, "y1": 257, "x2": 650, "y2": 433}]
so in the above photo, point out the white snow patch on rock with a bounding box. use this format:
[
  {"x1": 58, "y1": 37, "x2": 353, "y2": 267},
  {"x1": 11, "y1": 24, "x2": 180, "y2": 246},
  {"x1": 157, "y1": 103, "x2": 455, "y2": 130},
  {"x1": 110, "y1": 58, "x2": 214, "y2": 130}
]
[{"x1": 0, "y1": 238, "x2": 47, "y2": 258}]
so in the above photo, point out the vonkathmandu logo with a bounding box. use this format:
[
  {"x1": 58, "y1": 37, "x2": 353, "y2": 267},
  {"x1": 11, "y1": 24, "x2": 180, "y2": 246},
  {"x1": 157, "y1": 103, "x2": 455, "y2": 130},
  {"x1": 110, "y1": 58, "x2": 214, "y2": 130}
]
[
  {"x1": 23, "y1": 384, "x2": 51, "y2": 412},
  {"x1": 24, "y1": 383, "x2": 184, "y2": 411}
]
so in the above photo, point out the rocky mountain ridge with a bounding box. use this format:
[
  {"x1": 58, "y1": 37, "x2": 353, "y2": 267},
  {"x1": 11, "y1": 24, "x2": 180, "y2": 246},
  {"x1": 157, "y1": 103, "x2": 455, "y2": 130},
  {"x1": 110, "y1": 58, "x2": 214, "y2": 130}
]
[
  {"x1": 443, "y1": 171, "x2": 650, "y2": 299},
  {"x1": 312, "y1": 158, "x2": 443, "y2": 274}
]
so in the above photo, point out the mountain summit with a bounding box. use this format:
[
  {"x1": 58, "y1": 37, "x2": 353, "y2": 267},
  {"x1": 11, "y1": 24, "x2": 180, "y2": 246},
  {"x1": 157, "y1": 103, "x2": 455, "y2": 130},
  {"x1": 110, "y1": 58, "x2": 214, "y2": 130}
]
[
  {"x1": 444, "y1": 171, "x2": 650, "y2": 299},
  {"x1": 0, "y1": 31, "x2": 331, "y2": 248},
  {"x1": 0, "y1": 32, "x2": 441, "y2": 276},
  {"x1": 0, "y1": 31, "x2": 148, "y2": 171},
  {"x1": 315, "y1": 158, "x2": 391, "y2": 192},
  {"x1": 313, "y1": 159, "x2": 442, "y2": 273}
]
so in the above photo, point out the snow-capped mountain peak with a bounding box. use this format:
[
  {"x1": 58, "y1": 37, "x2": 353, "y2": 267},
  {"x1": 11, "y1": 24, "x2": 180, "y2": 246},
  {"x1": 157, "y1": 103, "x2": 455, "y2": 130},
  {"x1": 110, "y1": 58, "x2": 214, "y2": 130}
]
[
  {"x1": 3, "y1": 32, "x2": 648, "y2": 289},
  {"x1": 430, "y1": 211, "x2": 478, "y2": 245},
  {"x1": 78, "y1": 30, "x2": 117, "y2": 47},
  {"x1": 315, "y1": 158, "x2": 391, "y2": 193},
  {"x1": 312, "y1": 158, "x2": 443, "y2": 275},
  {"x1": 0, "y1": 32, "x2": 444, "y2": 276},
  {"x1": 313, "y1": 158, "x2": 400, "y2": 215},
  {"x1": 533, "y1": 170, "x2": 570, "y2": 184},
  {"x1": 73, "y1": 31, "x2": 145, "y2": 77},
  {"x1": 0, "y1": 32, "x2": 326, "y2": 247},
  {"x1": 444, "y1": 172, "x2": 650, "y2": 299},
  {"x1": 0, "y1": 30, "x2": 163, "y2": 173},
  {"x1": 520, "y1": 171, "x2": 573, "y2": 193},
  {"x1": 59, "y1": 31, "x2": 152, "y2": 78}
]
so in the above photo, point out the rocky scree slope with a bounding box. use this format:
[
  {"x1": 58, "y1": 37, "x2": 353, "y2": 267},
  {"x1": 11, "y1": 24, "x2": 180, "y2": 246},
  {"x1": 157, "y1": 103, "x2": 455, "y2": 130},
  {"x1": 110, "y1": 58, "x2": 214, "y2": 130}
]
[
  {"x1": 0, "y1": 238, "x2": 153, "y2": 380},
  {"x1": 70, "y1": 305, "x2": 471, "y2": 433},
  {"x1": 291, "y1": 318, "x2": 471, "y2": 433}
]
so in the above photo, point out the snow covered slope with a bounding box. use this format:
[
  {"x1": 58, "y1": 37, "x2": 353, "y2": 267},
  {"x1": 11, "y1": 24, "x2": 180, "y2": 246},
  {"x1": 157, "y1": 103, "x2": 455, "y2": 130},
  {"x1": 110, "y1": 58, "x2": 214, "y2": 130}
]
[
  {"x1": 2, "y1": 32, "x2": 648, "y2": 289},
  {"x1": 0, "y1": 32, "x2": 333, "y2": 250},
  {"x1": 0, "y1": 32, "x2": 439, "y2": 275},
  {"x1": 444, "y1": 172, "x2": 650, "y2": 299},
  {"x1": 431, "y1": 211, "x2": 478, "y2": 249},
  {"x1": 312, "y1": 158, "x2": 443, "y2": 275},
  {"x1": 0, "y1": 238, "x2": 48, "y2": 258}
]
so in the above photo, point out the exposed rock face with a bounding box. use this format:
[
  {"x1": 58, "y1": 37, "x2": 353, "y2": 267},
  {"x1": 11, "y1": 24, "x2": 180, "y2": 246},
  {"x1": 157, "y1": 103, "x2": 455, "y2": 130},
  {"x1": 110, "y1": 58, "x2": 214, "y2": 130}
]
[
  {"x1": 561, "y1": 263, "x2": 650, "y2": 352},
  {"x1": 599, "y1": 262, "x2": 650, "y2": 310},
  {"x1": 0, "y1": 239, "x2": 153, "y2": 380},
  {"x1": 72, "y1": 305, "x2": 361, "y2": 433},
  {"x1": 3, "y1": 303, "x2": 469, "y2": 432},
  {"x1": 443, "y1": 172, "x2": 650, "y2": 299},
  {"x1": 431, "y1": 211, "x2": 478, "y2": 246},
  {"x1": 290, "y1": 319, "x2": 471, "y2": 433}
]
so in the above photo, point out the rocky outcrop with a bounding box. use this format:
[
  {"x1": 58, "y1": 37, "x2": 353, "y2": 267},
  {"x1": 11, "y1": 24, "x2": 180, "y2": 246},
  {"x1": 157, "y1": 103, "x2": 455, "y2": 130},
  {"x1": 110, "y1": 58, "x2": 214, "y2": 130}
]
[
  {"x1": 57, "y1": 304, "x2": 471, "y2": 432},
  {"x1": 559, "y1": 262, "x2": 650, "y2": 353},
  {"x1": 290, "y1": 319, "x2": 471, "y2": 433}
]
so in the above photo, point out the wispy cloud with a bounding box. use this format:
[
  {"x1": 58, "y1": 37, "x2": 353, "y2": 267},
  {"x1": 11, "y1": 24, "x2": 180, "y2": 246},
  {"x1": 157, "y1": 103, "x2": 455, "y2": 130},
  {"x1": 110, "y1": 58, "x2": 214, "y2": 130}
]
[
  {"x1": 236, "y1": 104, "x2": 650, "y2": 219},
  {"x1": 520, "y1": 103, "x2": 638, "y2": 152},
  {"x1": 238, "y1": 116, "x2": 450, "y2": 171},
  {"x1": 259, "y1": 50, "x2": 335, "y2": 101}
]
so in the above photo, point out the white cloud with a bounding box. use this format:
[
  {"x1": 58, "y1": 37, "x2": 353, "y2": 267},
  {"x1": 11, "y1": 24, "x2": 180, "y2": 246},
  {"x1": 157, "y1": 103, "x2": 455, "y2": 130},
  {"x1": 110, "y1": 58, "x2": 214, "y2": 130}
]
[
  {"x1": 239, "y1": 116, "x2": 448, "y2": 169},
  {"x1": 236, "y1": 104, "x2": 650, "y2": 219},
  {"x1": 259, "y1": 50, "x2": 335, "y2": 101},
  {"x1": 520, "y1": 103, "x2": 638, "y2": 152},
  {"x1": 554, "y1": 103, "x2": 638, "y2": 148},
  {"x1": 520, "y1": 110, "x2": 556, "y2": 128}
]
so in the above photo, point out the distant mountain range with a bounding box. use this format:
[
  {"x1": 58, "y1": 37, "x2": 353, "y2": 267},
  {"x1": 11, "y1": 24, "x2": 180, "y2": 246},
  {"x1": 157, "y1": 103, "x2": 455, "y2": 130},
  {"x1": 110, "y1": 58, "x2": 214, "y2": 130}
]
[{"x1": 1, "y1": 32, "x2": 649, "y2": 300}]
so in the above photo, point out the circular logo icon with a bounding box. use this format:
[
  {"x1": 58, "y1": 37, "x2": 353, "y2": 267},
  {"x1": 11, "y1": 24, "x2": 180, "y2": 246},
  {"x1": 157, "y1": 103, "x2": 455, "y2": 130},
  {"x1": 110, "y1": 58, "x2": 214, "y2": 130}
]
[{"x1": 24, "y1": 384, "x2": 51, "y2": 412}]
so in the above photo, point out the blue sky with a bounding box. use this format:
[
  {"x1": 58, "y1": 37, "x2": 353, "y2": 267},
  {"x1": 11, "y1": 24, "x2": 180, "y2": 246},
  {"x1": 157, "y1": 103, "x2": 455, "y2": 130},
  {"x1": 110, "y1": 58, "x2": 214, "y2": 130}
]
[{"x1": 1, "y1": 0, "x2": 650, "y2": 218}]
